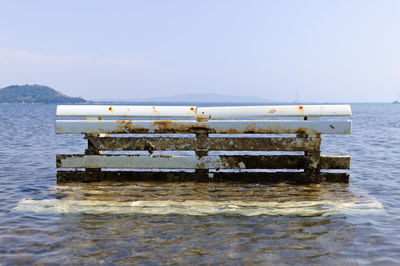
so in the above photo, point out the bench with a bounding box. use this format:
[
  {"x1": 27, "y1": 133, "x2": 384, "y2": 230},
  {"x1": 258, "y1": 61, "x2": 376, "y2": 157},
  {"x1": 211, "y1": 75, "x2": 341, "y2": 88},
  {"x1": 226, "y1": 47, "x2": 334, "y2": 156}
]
[{"x1": 56, "y1": 105, "x2": 352, "y2": 183}]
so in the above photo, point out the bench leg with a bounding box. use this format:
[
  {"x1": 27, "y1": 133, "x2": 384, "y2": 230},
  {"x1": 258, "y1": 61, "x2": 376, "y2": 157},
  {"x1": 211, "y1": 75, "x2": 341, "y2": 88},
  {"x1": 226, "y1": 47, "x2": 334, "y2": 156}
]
[
  {"x1": 85, "y1": 133, "x2": 102, "y2": 173},
  {"x1": 195, "y1": 131, "x2": 209, "y2": 178},
  {"x1": 297, "y1": 131, "x2": 322, "y2": 182},
  {"x1": 304, "y1": 150, "x2": 321, "y2": 181}
]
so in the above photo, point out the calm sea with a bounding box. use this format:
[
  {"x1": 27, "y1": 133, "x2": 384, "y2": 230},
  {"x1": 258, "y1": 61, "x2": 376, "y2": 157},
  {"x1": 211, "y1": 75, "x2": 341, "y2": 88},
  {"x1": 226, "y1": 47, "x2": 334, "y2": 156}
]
[{"x1": 0, "y1": 103, "x2": 399, "y2": 265}]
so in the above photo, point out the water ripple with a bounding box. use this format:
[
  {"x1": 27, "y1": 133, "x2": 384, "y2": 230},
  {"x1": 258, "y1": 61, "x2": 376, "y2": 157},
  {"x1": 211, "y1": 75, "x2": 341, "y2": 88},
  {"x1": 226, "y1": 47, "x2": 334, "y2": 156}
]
[{"x1": 1, "y1": 103, "x2": 400, "y2": 264}]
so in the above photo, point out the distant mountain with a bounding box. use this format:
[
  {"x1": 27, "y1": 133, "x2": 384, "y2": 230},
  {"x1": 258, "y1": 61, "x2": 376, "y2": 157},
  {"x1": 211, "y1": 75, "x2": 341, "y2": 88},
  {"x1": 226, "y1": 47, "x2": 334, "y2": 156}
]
[
  {"x1": 0, "y1": 84, "x2": 87, "y2": 103},
  {"x1": 97, "y1": 93, "x2": 272, "y2": 103}
]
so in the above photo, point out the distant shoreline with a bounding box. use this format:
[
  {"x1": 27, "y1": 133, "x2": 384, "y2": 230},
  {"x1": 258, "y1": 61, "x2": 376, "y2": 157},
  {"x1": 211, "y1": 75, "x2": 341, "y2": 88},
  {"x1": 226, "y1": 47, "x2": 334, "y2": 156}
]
[{"x1": 0, "y1": 84, "x2": 87, "y2": 104}]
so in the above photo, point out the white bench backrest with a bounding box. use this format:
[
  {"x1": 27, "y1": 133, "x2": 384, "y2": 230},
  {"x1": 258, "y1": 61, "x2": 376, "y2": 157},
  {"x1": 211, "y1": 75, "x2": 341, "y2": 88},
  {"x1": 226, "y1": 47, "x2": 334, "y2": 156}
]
[
  {"x1": 56, "y1": 105, "x2": 196, "y2": 118},
  {"x1": 55, "y1": 105, "x2": 352, "y2": 135},
  {"x1": 57, "y1": 105, "x2": 351, "y2": 119}
]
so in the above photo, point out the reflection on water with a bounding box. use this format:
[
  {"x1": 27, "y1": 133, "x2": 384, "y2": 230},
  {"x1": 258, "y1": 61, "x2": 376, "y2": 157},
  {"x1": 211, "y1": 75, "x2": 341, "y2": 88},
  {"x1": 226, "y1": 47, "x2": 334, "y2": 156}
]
[
  {"x1": 15, "y1": 182, "x2": 384, "y2": 217},
  {"x1": 1, "y1": 103, "x2": 400, "y2": 264},
  {"x1": 8, "y1": 182, "x2": 384, "y2": 264}
]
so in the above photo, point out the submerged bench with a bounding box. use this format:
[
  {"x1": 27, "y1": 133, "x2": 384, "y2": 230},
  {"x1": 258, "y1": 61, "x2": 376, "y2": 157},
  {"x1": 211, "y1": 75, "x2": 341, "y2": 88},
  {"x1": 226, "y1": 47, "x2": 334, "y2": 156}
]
[{"x1": 56, "y1": 105, "x2": 352, "y2": 183}]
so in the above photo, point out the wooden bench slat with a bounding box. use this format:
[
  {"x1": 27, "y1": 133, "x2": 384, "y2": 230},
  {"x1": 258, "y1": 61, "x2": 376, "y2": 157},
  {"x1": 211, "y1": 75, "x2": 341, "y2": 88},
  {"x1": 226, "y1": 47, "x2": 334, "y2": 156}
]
[
  {"x1": 88, "y1": 137, "x2": 321, "y2": 151},
  {"x1": 55, "y1": 120, "x2": 351, "y2": 135},
  {"x1": 56, "y1": 154, "x2": 350, "y2": 170},
  {"x1": 56, "y1": 105, "x2": 196, "y2": 117},
  {"x1": 57, "y1": 170, "x2": 349, "y2": 183}
]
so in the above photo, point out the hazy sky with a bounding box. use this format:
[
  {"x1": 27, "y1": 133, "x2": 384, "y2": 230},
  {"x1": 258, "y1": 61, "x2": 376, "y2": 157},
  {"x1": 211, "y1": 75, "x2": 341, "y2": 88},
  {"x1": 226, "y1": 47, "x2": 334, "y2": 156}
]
[{"x1": 1, "y1": 0, "x2": 399, "y2": 102}]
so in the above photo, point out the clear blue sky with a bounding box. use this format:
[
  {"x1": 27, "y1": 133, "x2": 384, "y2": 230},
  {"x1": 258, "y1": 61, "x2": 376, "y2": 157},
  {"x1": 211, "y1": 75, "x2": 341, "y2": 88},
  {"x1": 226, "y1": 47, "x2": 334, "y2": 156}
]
[{"x1": 1, "y1": 0, "x2": 399, "y2": 102}]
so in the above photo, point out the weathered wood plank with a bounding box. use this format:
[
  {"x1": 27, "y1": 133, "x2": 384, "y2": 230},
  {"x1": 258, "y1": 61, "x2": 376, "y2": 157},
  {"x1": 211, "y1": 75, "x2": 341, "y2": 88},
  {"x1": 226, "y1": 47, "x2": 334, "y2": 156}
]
[
  {"x1": 87, "y1": 137, "x2": 321, "y2": 151},
  {"x1": 196, "y1": 105, "x2": 352, "y2": 121},
  {"x1": 57, "y1": 170, "x2": 349, "y2": 183},
  {"x1": 56, "y1": 105, "x2": 196, "y2": 117},
  {"x1": 56, "y1": 154, "x2": 350, "y2": 169},
  {"x1": 55, "y1": 120, "x2": 351, "y2": 135}
]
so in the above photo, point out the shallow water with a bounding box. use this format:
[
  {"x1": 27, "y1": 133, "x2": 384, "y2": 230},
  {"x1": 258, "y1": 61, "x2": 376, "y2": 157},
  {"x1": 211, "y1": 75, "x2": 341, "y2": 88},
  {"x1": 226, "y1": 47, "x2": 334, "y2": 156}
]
[{"x1": 1, "y1": 103, "x2": 400, "y2": 264}]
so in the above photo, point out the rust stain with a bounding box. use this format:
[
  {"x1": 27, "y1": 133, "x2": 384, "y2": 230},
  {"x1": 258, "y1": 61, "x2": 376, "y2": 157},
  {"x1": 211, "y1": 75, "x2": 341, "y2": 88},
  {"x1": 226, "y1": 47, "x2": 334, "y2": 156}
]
[
  {"x1": 224, "y1": 123, "x2": 282, "y2": 134},
  {"x1": 112, "y1": 120, "x2": 215, "y2": 134},
  {"x1": 115, "y1": 120, "x2": 135, "y2": 133},
  {"x1": 296, "y1": 127, "x2": 308, "y2": 135},
  {"x1": 108, "y1": 106, "x2": 113, "y2": 112},
  {"x1": 268, "y1": 108, "x2": 277, "y2": 114},
  {"x1": 310, "y1": 130, "x2": 321, "y2": 136},
  {"x1": 152, "y1": 120, "x2": 186, "y2": 132},
  {"x1": 188, "y1": 106, "x2": 196, "y2": 116},
  {"x1": 295, "y1": 127, "x2": 321, "y2": 136},
  {"x1": 104, "y1": 120, "x2": 325, "y2": 135},
  {"x1": 152, "y1": 155, "x2": 173, "y2": 158},
  {"x1": 196, "y1": 117, "x2": 209, "y2": 122},
  {"x1": 297, "y1": 105, "x2": 304, "y2": 113},
  {"x1": 243, "y1": 124, "x2": 258, "y2": 133},
  {"x1": 116, "y1": 120, "x2": 131, "y2": 125},
  {"x1": 152, "y1": 106, "x2": 160, "y2": 115},
  {"x1": 225, "y1": 128, "x2": 240, "y2": 134},
  {"x1": 153, "y1": 120, "x2": 173, "y2": 127},
  {"x1": 189, "y1": 126, "x2": 214, "y2": 133}
]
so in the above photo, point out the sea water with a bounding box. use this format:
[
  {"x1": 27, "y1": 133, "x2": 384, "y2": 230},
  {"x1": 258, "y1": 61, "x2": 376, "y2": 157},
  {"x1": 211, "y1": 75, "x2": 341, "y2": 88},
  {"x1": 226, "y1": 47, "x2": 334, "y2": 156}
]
[{"x1": 0, "y1": 103, "x2": 399, "y2": 264}]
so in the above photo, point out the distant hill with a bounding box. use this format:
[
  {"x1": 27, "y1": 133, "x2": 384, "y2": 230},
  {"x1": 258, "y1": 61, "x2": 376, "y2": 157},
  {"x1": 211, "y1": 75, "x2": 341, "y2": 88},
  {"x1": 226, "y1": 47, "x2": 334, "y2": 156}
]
[{"x1": 0, "y1": 84, "x2": 87, "y2": 103}]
